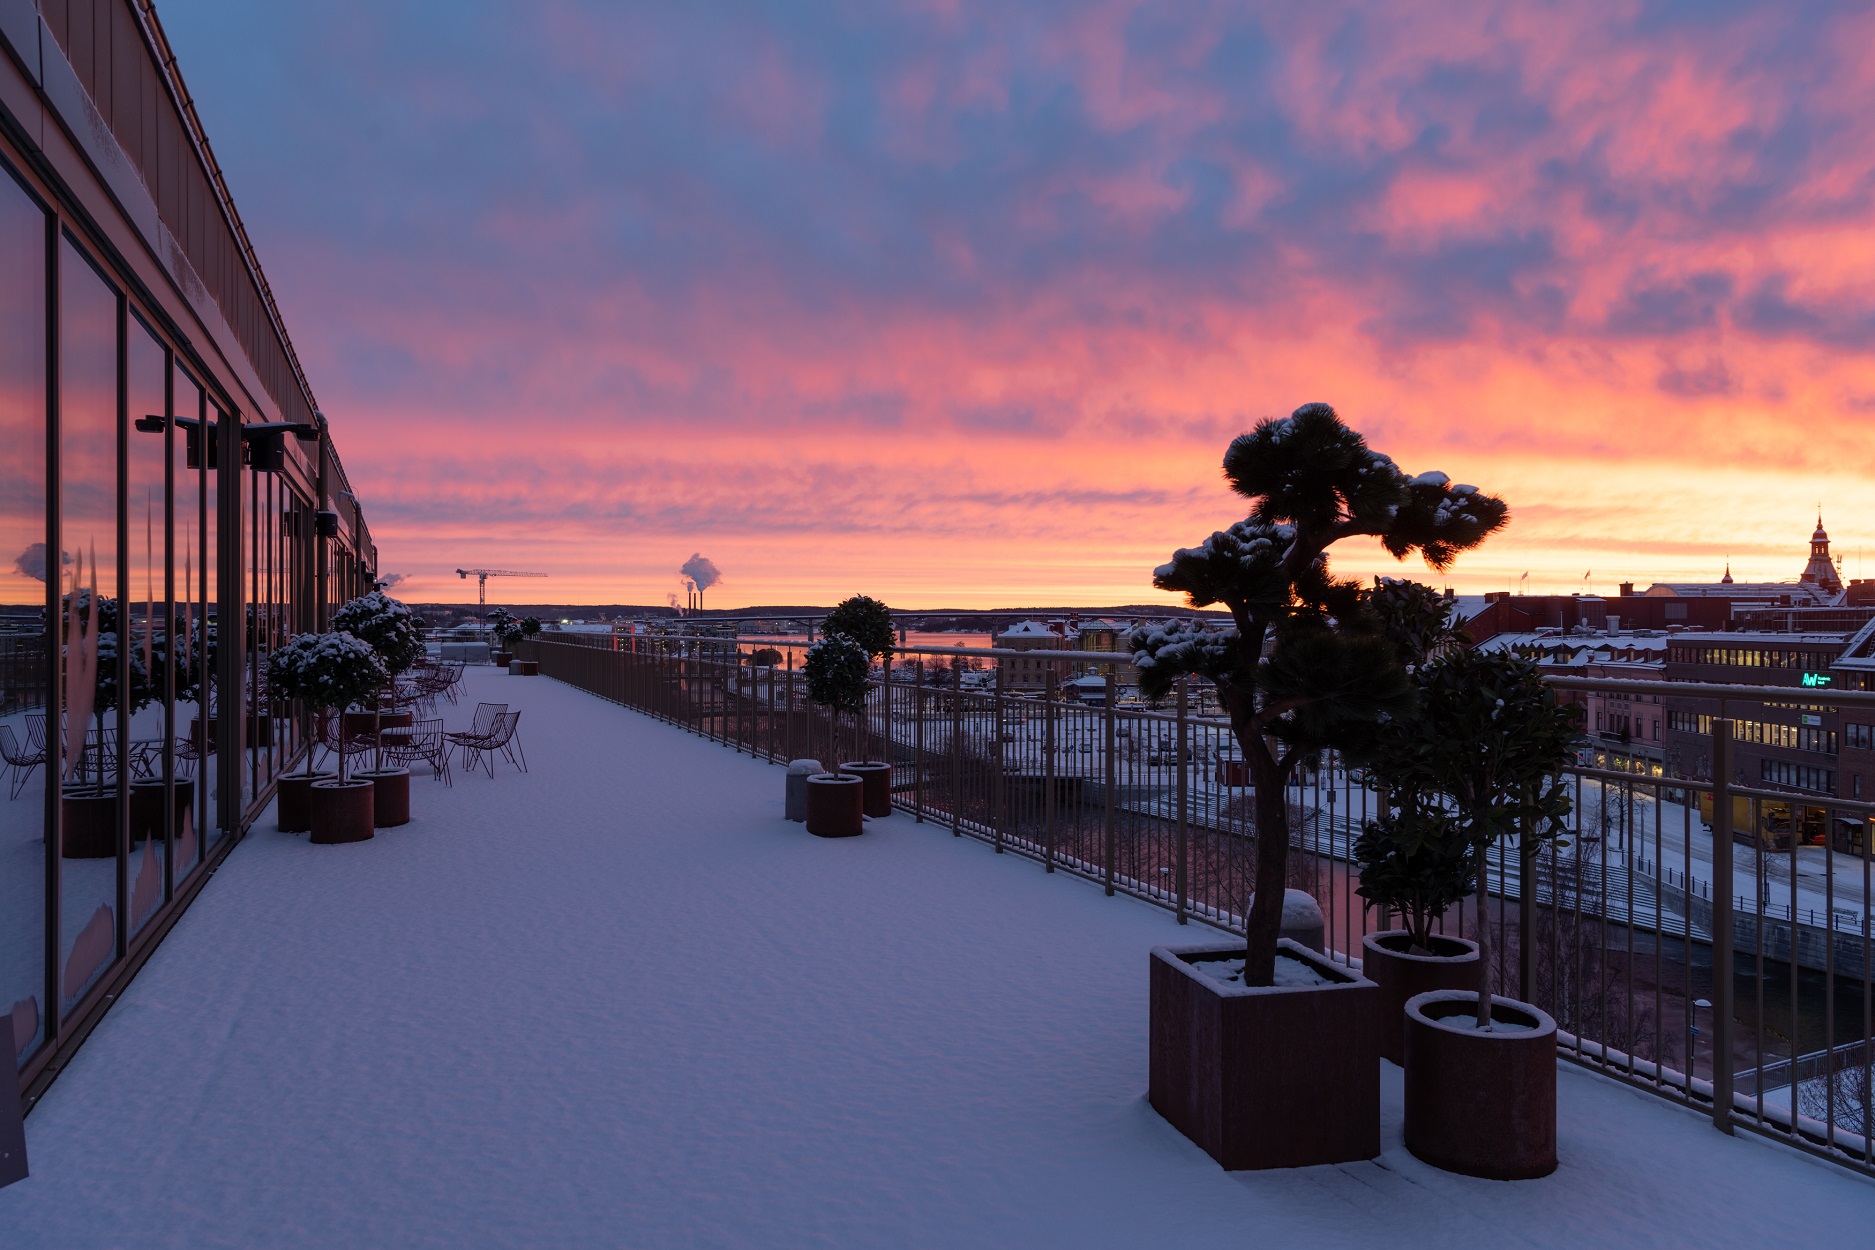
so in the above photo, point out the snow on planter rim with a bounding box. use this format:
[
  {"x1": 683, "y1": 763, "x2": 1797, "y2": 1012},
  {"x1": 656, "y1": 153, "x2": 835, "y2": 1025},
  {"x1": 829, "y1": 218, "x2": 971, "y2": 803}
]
[
  {"x1": 1407, "y1": 988, "x2": 1557, "y2": 1037},
  {"x1": 1154, "y1": 939, "x2": 1367, "y2": 996},
  {"x1": 1362, "y1": 930, "x2": 1480, "y2": 962}
]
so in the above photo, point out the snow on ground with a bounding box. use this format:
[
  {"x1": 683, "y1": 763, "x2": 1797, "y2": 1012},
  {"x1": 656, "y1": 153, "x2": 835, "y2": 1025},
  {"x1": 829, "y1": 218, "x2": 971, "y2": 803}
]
[{"x1": 3, "y1": 666, "x2": 1872, "y2": 1249}]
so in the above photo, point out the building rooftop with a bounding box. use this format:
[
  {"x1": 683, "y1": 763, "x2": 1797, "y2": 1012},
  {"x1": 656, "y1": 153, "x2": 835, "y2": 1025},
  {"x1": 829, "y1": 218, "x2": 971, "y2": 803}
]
[{"x1": 3, "y1": 667, "x2": 1871, "y2": 1246}]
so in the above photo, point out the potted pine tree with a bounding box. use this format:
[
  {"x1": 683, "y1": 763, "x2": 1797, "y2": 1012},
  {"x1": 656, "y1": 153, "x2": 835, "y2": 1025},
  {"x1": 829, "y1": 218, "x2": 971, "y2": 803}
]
[
  {"x1": 266, "y1": 632, "x2": 389, "y2": 844},
  {"x1": 822, "y1": 595, "x2": 894, "y2": 815},
  {"x1": 332, "y1": 591, "x2": 426, "y2": 827},
  {"x1": 802, "y1": 631, "x2": 869, "y2": 837},
  {"x1": 1346, "y1": 578, "x2": 1480, "y2": 1066},
  {"x1": 1380, "y1": 647, "x2": 1577, "y2": 1179},
  {"x1": 1132, "y1": 403, "x2": 1507, "y2": 1170}
]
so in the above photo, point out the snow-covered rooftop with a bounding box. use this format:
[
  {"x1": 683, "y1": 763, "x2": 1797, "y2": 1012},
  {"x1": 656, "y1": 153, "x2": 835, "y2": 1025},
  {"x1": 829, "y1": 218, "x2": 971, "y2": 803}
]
[{"x1": 3, "y1": 666, "x2": 1871, "y2": 1247}]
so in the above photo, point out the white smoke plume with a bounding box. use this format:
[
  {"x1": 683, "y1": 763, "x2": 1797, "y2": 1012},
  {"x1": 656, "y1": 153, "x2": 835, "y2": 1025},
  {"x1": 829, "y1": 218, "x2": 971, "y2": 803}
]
[
  {"x1": 12, "y1": 543, "x2": 70, "y2": 583},
  {"x1": 378, "y1": 572, "x2": 409, "y2": 591},
  {"x1": 680, "y1": 553, "x2": 721, "y2": 593}
]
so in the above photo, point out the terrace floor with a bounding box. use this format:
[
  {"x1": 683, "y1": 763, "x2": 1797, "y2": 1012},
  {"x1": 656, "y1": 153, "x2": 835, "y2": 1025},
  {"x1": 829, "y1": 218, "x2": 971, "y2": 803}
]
[{"x1": 2, "y1": 666, "x2": 1871, "y2": 1248}]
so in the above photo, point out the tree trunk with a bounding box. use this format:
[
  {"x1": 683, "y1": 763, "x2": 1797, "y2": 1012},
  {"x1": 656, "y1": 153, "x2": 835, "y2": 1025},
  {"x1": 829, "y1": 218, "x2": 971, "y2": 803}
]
[
  {"x1": 1241, "y1": 731, "x2": 1289, "y2": 986},
  {"x1": 1473, "y1": 844, "x2": 1494, "y2": 1029}
]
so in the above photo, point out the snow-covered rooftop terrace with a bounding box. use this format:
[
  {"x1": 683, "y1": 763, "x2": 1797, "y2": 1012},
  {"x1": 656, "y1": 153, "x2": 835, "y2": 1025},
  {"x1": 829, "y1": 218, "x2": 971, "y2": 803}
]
[{"x1": 4, "y1": 666, "x2": 1872, "y2": 1248}]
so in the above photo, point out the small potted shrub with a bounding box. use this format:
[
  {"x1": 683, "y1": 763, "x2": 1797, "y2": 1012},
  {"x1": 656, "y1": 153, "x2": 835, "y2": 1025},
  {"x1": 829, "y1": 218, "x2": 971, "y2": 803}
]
[
  {"x1": 1133, "y1": 404, "x2": 1507, "y2": 1170},
  {"x1": 1347, "y1": 578, "x2": 1480, "y2": 1066},
  {"x1": 1352, "y1": 800, "x2": 1479, "y2": 1066},
  {"x1": 487, "y1": 607, "x2": 519, "y2": 666},
  {"x1": 516, "y1": 616, "x2": 542, "y2": 673},
  {"x1": 821, "y1": 595, "x2": 894, "y2": 815},
  {"x1": 267, "y1": 631, "x2": 389, "y2": 844},
  {"x1": 332, "y1": 591, "x2": 426, "y2": 826},
  {"x1": 1383, "y1": 646, "x2": 1579, "y2": 1179},
  {"x1": 802, "y1": 631, "x2": 869, "y2": 837}
]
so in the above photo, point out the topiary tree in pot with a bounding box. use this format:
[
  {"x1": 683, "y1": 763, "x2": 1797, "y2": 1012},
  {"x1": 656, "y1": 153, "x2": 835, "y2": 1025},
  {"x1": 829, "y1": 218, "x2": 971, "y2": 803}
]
[
  {"x1": 1136, "y1": 406, "x2": 1508, "y2": 1171},
  {"x1": 266, "y1": 632, "x2": 389, "y2": 786},
  {"x1": 1380, "y1": 646, "x2": 1581, "y2": 1179},
  {"x1": 820, "y1": 596, "x2": 894, "y2": 796},
  {"x1": 1132, "y1": 405, "x2": 1507, "y2": 986},
  {"x1": 802, "y1": 631, "x2": 871, "y2": 836},
  {"x1": 266, "y1": 632, "x2": 390, "y2": 844}
]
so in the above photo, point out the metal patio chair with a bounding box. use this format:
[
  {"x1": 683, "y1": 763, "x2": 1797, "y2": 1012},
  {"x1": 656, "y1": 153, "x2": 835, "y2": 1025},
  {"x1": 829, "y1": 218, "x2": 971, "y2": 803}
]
[
  {"x1": 382, "y1": 717, "x2": 451, "y2": 786},
  {"x1": 448, "y1": 710, "x2": 525, "y2": 778},
  {"x1": 0, "y1": 723, "x2": 44, "y2": 798}
]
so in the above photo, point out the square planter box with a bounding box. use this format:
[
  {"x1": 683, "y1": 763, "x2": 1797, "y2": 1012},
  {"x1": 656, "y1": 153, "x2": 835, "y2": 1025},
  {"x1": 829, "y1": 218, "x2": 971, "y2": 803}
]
[{"x1": 1149, "y1": 939, "x2": 1379, "y2": 1170}]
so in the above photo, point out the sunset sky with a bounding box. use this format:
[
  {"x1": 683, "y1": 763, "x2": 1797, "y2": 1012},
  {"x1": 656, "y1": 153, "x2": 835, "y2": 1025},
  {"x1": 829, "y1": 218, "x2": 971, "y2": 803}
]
[{"x1": 161, "y1": 0, "x2": 1875, "y2": 609}]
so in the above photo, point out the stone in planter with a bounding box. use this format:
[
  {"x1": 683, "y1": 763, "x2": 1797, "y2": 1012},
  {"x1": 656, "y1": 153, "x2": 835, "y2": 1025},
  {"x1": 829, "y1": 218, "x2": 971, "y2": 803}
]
[
  {"x1": 309, "y1": 779, "x2": 376, "y2": 845},
  {"x1": 784, "y1": 759, "x2": 822, "y2": 822},
  {"x1": 1245, "y1": 888, "x2": 1326, "y2": 953},
  {"x1": 277, "y1": 770, "x2": 337, "y2": 832},
  {"x1": 805, "y1": 772, "x2": 864, "y2": 838},
  {"x1": 1403, "y1": 990, "x2": 1557, "y2": 1180},
  {"x1": 1362, "y1": 931, "x2": 1480, "y2": 1066},
  {"x1": 1149, "y1": 938, "x2": 1379, "y2": 1170},
  {"x1": 355, "y1": 768, "x2": 411, "y2": 827},
  {"x1": 60, "y1": 789, "x2": 118, "y2": 859},
  {"x1": 840, "y1": 760, "x2": 892, "y2": 817}
]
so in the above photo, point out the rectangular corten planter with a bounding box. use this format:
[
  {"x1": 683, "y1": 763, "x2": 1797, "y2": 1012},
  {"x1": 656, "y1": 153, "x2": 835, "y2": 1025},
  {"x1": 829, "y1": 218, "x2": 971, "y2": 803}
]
[{"x1": 1149, "y1": 939, "x2": 1379, "y2": 1170}]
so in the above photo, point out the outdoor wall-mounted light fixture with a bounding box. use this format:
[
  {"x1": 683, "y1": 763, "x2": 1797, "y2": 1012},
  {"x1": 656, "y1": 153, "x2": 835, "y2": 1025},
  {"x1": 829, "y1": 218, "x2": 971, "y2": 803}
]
[
  {"x1": 314, "y1": 510, "x2": 341, "y2": 537},
  {"x1": 240, "y1": 420, "x2": 321, "y2": 473}
]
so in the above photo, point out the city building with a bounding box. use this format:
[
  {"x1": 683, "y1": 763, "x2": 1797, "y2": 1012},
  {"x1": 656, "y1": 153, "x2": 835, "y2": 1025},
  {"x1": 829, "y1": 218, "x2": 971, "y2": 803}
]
[
  {"x1": 3, "y1": 3, "x2": 377, "y2": 1100},
  {"x1": 996, "y1": 619, "x2": 1078, "y2": 691}
]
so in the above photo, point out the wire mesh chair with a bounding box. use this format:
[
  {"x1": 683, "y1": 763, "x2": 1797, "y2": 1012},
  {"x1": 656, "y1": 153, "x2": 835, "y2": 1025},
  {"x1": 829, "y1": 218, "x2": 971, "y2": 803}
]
[
  {"x1": 382, "y1": 717, "x2": 451, "y2": 786},
  {"x1": 0, "y1": 723, "x2": 45, "y2": 798},
  {"x1": 447, "y1": 710, "x2": 525, "y2": 778}
]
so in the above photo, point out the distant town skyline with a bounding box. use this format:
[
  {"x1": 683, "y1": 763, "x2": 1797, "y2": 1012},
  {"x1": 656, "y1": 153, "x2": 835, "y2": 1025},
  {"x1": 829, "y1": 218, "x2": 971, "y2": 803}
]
[{"x1": 156, "y1": 0, "x2": 1875, "y2": 608}]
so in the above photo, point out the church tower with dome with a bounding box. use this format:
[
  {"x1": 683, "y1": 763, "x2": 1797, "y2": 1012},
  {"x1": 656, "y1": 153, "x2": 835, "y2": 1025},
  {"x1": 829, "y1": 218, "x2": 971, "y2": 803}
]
[{"x1": 1800, "y1": 512, "x2": 1843, "y2": 595}]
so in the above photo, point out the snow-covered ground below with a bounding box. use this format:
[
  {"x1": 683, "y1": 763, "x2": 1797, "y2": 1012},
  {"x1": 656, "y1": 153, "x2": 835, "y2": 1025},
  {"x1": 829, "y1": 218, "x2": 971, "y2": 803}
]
[{"x1": 3, "y1": 666, "x2": 1871, "y2": 1249}]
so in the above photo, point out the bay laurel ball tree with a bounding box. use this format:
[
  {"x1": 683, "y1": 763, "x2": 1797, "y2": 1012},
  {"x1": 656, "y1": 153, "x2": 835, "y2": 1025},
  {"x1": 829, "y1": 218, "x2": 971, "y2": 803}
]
[{"x1": 1130, "y1": 403, "x2": 1509, "y2": 986}]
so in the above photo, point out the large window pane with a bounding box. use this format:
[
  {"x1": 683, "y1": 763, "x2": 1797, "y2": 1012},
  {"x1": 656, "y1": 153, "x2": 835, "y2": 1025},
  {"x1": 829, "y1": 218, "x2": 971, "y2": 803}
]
[
  {"x1": 127, "y1": 321, "x2": 168, "y2": 938},
  {"x1": 57, "y1": 235, "x2": 123, "y2": 1015},
  {"x1": 1, "y1": 168, "x2": 48, "y2": 1067},
  {"x1": 173, "y1": 370, "x2": 207, "y2": 876},
  {"x1": 204, "y1": 405, "x2": 224, "y2": 846}
]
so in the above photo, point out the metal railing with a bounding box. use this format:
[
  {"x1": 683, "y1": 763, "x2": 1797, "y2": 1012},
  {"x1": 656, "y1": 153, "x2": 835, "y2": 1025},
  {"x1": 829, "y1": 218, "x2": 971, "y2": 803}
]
[{"x1": 518, "y1": 635, "x2": 1875, "y2": 1177}]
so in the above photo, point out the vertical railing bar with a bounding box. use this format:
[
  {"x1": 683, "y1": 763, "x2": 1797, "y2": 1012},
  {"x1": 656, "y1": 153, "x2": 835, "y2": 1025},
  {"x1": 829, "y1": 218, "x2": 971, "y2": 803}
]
[
  {"x1": 1175, "y1": 676, "x2": 1188, "y2": 925},
  {"x1": 1711, "y1": 719, "x2": 1735, "y2": 1134}
]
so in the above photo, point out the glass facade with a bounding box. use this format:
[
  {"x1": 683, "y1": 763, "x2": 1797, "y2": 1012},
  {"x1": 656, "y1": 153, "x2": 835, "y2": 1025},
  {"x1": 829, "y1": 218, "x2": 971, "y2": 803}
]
[{"x1": 1, "y1": 140, "x2": 372, "y2": 1089}]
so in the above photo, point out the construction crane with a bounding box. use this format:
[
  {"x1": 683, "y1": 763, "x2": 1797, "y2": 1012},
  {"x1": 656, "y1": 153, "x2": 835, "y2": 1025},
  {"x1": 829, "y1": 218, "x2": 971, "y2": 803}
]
[{"x1": 455, "y1": 568, "x2": 547, "y2": 627}]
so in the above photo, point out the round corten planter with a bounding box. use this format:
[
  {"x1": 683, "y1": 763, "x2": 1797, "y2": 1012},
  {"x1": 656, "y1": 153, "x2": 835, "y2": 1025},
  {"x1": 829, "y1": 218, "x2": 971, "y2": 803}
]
[
  {"x1": 1362, "y1": 930, "x2": 1480, "y2": 1066},
  {"x1": 378, "y1": 710, "x2": 414, "y2": 731},
  {"x1": 841, "y1": 760, "x2": 892, "y2": 817},
  {"x1": 356, "y1": 767, "x2": 411, "y2": 827},
  {"x1": 1404, "y1": 990, "x2": 1558, "y2": 1180},
  {"x1": 277, "y1": 770, "x2": 337, "y2": 832},
  {"x1": 805, "y1": 772, "x2": 864, "y2": 838},
  {"x1": 61, "y1": 788, "x2": 119, "y2": 859},
  {"x1": 309, "y1": 779, "x2": 376, "y2": 845},
  {"x1": 129, "y1": 778, "x2": 195, "y2": 844},
  {"x1": 342, "y1": 709, "x2": 381, "y2": 739}
]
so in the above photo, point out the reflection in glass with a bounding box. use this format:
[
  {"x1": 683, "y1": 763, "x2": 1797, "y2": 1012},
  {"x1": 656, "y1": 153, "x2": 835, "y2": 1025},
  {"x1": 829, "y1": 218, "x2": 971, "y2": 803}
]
[
  {"x1": 58, "y1": 236, "x2": 123, "y2": 1014},
  {"x1": 172, "y1": 369, "x2": 205, "y2": 878},
  {"x1": 127, "y1": 322, "x2": 169, "y2": 937},
  {"x1": 1, "y1": 170, "x2": 48, "y2": 1065}
]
